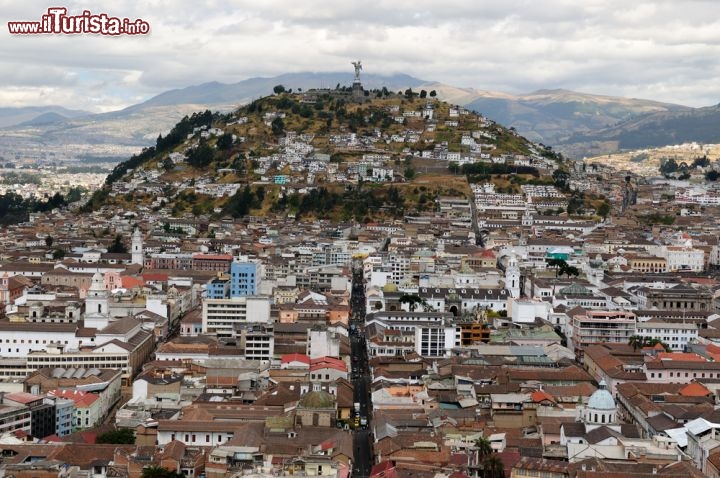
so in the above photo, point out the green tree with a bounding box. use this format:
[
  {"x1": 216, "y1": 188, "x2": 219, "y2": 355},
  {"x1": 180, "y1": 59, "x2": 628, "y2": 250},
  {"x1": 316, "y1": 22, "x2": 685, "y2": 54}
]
[
  {"x1": 140, "y1": 466, "x2": 184, "y2": 478},
  {"x1": 475, "y1": 436, "x2": 493, "y2": 458},
  {"x1": 96, "y1": 428, "x2": 135, "y2": 444},
  {"x1": 223, "y1": 185, "x2": 256, "y2": 218},
  {"x1": 45, "y1": 235, "x2": 53, "y2": 248},
  {"x1": 567, "y1": 192, "x2": 584, "y2": 215},
  {"x1": 399, "y1": 294, "x2": 423, "y2": 312},
  {"x1": 419, "y1": 89, "x2": 427, "y2": 99},
  {"x1": 191, "y1": 203, "x2": 205, "y2": 216},
  {"x1": 429, "y1": 90, "x2": 437, "y2": 97},
  {"x1": 52, "y1": 248, "x2": 65, "y2": 260},
  {"x1": 546, "y1": 258, "x2": 567, "y2": 277},
  {"x1": 482, "y1": 455, "x2": 504, "y2": 478},
  {"x1": 547, "y1": 258, "x2": 579, "y2": 278},
  {"x1": 629, "y1": 335, "x2": 644, "y2": 351},
  {"x1": 161, "y1": 157, "x2": 174, "y2": 171},
  {"x1": 552, "y1": 168, "x2": 570, "y2": 191},
  {"x1": 273, "y1": 84, "x2": 286, "y2": 94},
  {"x1": 660, "y1": 158, "x2": 679, "y2": 176},
  {"x1": 629, "y1": 335, "x2": 670, "y2": 352},
  {"x1": 107, "y1": 234, "x2": 128, "y2": 254},
  {"x1": 404, "y1": 166, "x2": 416, "y2": 180},
  {"x1": 706, "y1": 170, "x2": 720, "y2": 181},
  {"x1": 187, "y1": 141, "x2": 214, "y2": 169},
  {"x1": 474, "y1": 436, "x2": 503, "y2": 478},
  {"x1": 66, "y1": 186, "x2": 85, "y2": 203},
  {"x1": 692, "y1": 155, "x2": 710, "y2": 168},
  {"x1": 216, "y1": 133, "x2": 234, "y2": 151},
  {"x1": 597, "y1": 201, "x2": 611, "y2": 218},
  {"x1": 271, "y1": 116, "x2": 285, "y2": 136},
  {"x1": 560, "y1": 265, "x2": 580, "y2": 278}
]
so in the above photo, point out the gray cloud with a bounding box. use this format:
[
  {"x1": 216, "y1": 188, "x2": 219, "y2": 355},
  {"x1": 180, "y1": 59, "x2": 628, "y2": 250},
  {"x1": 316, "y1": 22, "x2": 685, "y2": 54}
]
[{"x1": 1, "y1": 0, "x2": 719, "y2": 111}]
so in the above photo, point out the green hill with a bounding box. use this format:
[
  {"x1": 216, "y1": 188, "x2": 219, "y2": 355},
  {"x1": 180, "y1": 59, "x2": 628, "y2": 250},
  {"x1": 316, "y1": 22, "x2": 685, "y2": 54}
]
[{"x1": 83, "y1": 89, "x2": 556, "y2": 222}]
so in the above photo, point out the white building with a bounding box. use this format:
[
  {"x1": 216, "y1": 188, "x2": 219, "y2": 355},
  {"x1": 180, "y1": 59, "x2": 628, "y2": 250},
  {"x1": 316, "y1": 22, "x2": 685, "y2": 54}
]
[
  {"x1": 664, "y1": 246, "x2": 705, "y2": 272},
  {"x1": 48, "y1": 389, "x2": 103, "y2": 431},
  {"x1": 307, "y1": 329, "x2": 341, "y2": 359},
  {"x1": 685, "y1": 418, "x2": 720, "y2": 475},
  {"x1": 511, "y1": 298, "x2": 549, "y2": 324},
  {"x1": 84, "y1": 272, "x2": 110, "y2": 329},
  {"x1": 505, "y1": 253, "x2": 520, "y2": 299},
  {"x1": 131, "y1": 228, "x2": 144, "y2": 266},
  {"x1": 202, "y1": 296, "x2": 271, "y2": 337},
  {"x1": 414, "y1": 323, "x2": 460, "y2": 357},
  {"x1": 635, "y1": 321, "x2": 698, "y2": 351}
]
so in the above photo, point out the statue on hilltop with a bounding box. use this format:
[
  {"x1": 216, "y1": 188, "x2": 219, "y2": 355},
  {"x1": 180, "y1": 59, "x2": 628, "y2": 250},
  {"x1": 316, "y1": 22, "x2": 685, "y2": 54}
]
[{"x1": 351, "y1": 60, "x2": 362, "y2": 82}]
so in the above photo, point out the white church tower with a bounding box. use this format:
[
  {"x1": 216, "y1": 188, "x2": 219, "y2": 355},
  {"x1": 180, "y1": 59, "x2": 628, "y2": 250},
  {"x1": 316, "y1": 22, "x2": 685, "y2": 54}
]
[
  {"x1": 505, "y1": 252, "x2": 521, "y2": 298},
  {"x1": 84, "y1": 272, "x2": 110, "y2": 329},
  {"x1": 131, "y1": 227, "x2": 144, "y2": 266}
]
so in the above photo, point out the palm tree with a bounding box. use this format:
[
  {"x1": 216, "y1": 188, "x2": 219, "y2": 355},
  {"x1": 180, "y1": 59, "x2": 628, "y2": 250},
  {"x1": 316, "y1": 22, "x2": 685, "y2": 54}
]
[
  {"x1": 628, "y1": 335, "x2": 671, "y2": 352},
  {"x1": 628, "y1": 335, "x2": 644, "y2": 351},
  {"x1": 474, "y1": 436, "x2": 492, "y2": 458},
  {"x1": 482, "y1": 455, "x2": 504, "y2": 478},
  {"x1": 141, "y1": 466, "x2": 184, "y2": 478},
  {"x1": 399, "y1": 294, "x2": 423, "y2": 312},
  {"x1": 547, "y1": 258, "x2": 566, "y2": 277}
]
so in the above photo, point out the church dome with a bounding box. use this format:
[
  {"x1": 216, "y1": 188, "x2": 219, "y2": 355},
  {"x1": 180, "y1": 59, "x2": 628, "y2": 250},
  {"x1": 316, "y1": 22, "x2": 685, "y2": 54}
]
[
  {"x1": 382, "y1": 283, "x2": 398, "y2": 293},
  {"x1": 587, "y1": 380, "x2": 616, "y2": 410},
  {"x1": 298, "y1": 390, "x2": 336, "y2": 409}
]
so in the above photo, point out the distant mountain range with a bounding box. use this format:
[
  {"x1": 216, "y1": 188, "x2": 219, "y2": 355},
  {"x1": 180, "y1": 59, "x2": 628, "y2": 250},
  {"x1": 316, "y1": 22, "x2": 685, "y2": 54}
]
[
  {"x1": 0, "y1": 106, "x2": 90, "y2": 128},
  {"x1": 559, "y1": 103, "x2": 720, "y2": 157},
  {"x1": 127, "y1": 72, "x2": 425, "y2": 110},
  {"x1": 1, "y1": 72, "x2": 718, "y2": 162},
  {"x1": 0, "y1": 73, "x2": 427, "y2": 163}
]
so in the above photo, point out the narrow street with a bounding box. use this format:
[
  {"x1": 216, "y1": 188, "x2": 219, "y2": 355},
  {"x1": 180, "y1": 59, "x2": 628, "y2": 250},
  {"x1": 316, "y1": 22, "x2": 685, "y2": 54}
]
[{"x1": 350, "y1": 258, "x2": 372, "y2": 478}]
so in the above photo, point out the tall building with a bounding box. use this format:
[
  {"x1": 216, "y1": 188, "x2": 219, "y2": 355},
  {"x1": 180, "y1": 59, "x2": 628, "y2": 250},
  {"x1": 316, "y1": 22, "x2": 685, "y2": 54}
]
[
  {"x1": 202, "y1": 296, "x2": 271, "y2": 337},
  {"x1": 206, "y1": 275, "x2": 230, "y2": 299},
  {"x1": 84, "y1": 272, "x2": 110, "y2": 329},
  {"x1": 505, "y1": 252, "x2": 521, "y2": 298},
  {"x1": 131, "y1": 228, "x2": 144, "y2": 266},
  {"x1": 230, "y1": 259, "x2": 258, "y2": 297},
  {"x1": 569, "y1": 310, "x2": 637, "y2": 363}
]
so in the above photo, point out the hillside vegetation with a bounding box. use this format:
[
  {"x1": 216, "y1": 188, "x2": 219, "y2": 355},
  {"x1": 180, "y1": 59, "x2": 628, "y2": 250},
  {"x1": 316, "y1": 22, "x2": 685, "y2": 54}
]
[{"x1": 83, "y1": 88, "x2": 552, "y2": 222}]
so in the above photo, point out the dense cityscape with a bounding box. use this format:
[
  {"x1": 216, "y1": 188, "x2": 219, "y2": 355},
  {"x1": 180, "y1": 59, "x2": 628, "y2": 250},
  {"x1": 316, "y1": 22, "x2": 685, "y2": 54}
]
[{"x1": 0, "y1": 59, "x2": 720, "y2": 478}]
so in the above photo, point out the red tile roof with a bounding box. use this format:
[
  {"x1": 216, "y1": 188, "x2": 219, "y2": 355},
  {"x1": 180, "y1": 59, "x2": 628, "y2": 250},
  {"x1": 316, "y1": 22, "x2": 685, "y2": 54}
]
[
  {"x1": 370, "y1": 461, "x2": 398, "y2": 478},
  {"x1": 121, "y1": 276, "x2": 145, "y2": 289},
  {"x1": 142, "y1": 273, "x2": 168, "y2": 282},
  {"x1": 4, "y1": 392, "x2": 42, "y2": 404},
  {"x1": 281, "y1": 353, "x2": 311, "y2": 365},
  {"x1": 679, "y1": 382, "x2": 712, "y2": 397},
  {"x1": 192, "y1": 254, "x2": 232, "y2": 261},
  {"x1": 310, "y1": 356, "x2": 348, "y2": 372},
  {"x1": 48, "y1": 389, "x2": 99, "y2": 407},
  {"x1": 531, "y1": 389, "x2": 556, "y2": 404},
  {"x1": 656, "y1": 352, "x2": 706, "y2": 362}
]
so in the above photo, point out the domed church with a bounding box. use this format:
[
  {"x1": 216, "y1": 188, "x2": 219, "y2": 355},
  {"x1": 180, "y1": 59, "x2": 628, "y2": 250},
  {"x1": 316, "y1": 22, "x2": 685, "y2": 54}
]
[{"x1": 578, "y1": 380, "x2": 620, "y2": 432}]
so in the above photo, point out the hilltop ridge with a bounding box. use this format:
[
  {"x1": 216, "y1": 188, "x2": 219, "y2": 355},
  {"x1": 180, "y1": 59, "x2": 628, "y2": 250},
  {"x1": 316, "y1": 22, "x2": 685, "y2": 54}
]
[{"x1": 83, "y1": 88, "x2": 562, "y2": 223}]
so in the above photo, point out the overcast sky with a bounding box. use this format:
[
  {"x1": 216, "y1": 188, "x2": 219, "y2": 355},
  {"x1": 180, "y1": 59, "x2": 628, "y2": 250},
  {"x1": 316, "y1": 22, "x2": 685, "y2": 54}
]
[{"x1": 3, "y1": 0, "x2": 720, "y2": 112}]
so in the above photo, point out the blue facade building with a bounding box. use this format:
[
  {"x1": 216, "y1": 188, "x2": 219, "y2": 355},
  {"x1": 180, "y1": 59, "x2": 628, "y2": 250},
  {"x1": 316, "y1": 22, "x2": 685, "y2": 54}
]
[
  {"x1": 53, "y1": 396, "x2": 74, "y2": 437},
  {"x1": 230, "y1": 261, "x2": 258, "y2": 298},
  {"x1": 206, "y1": 277, "x2": 230, "y2": 299}
]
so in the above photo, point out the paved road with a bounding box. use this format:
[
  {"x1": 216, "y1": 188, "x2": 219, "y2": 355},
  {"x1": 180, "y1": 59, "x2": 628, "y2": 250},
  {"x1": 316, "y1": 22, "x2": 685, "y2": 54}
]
[{"x1": 350, "y1": 259, "x2": 372, "y2": 477}]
